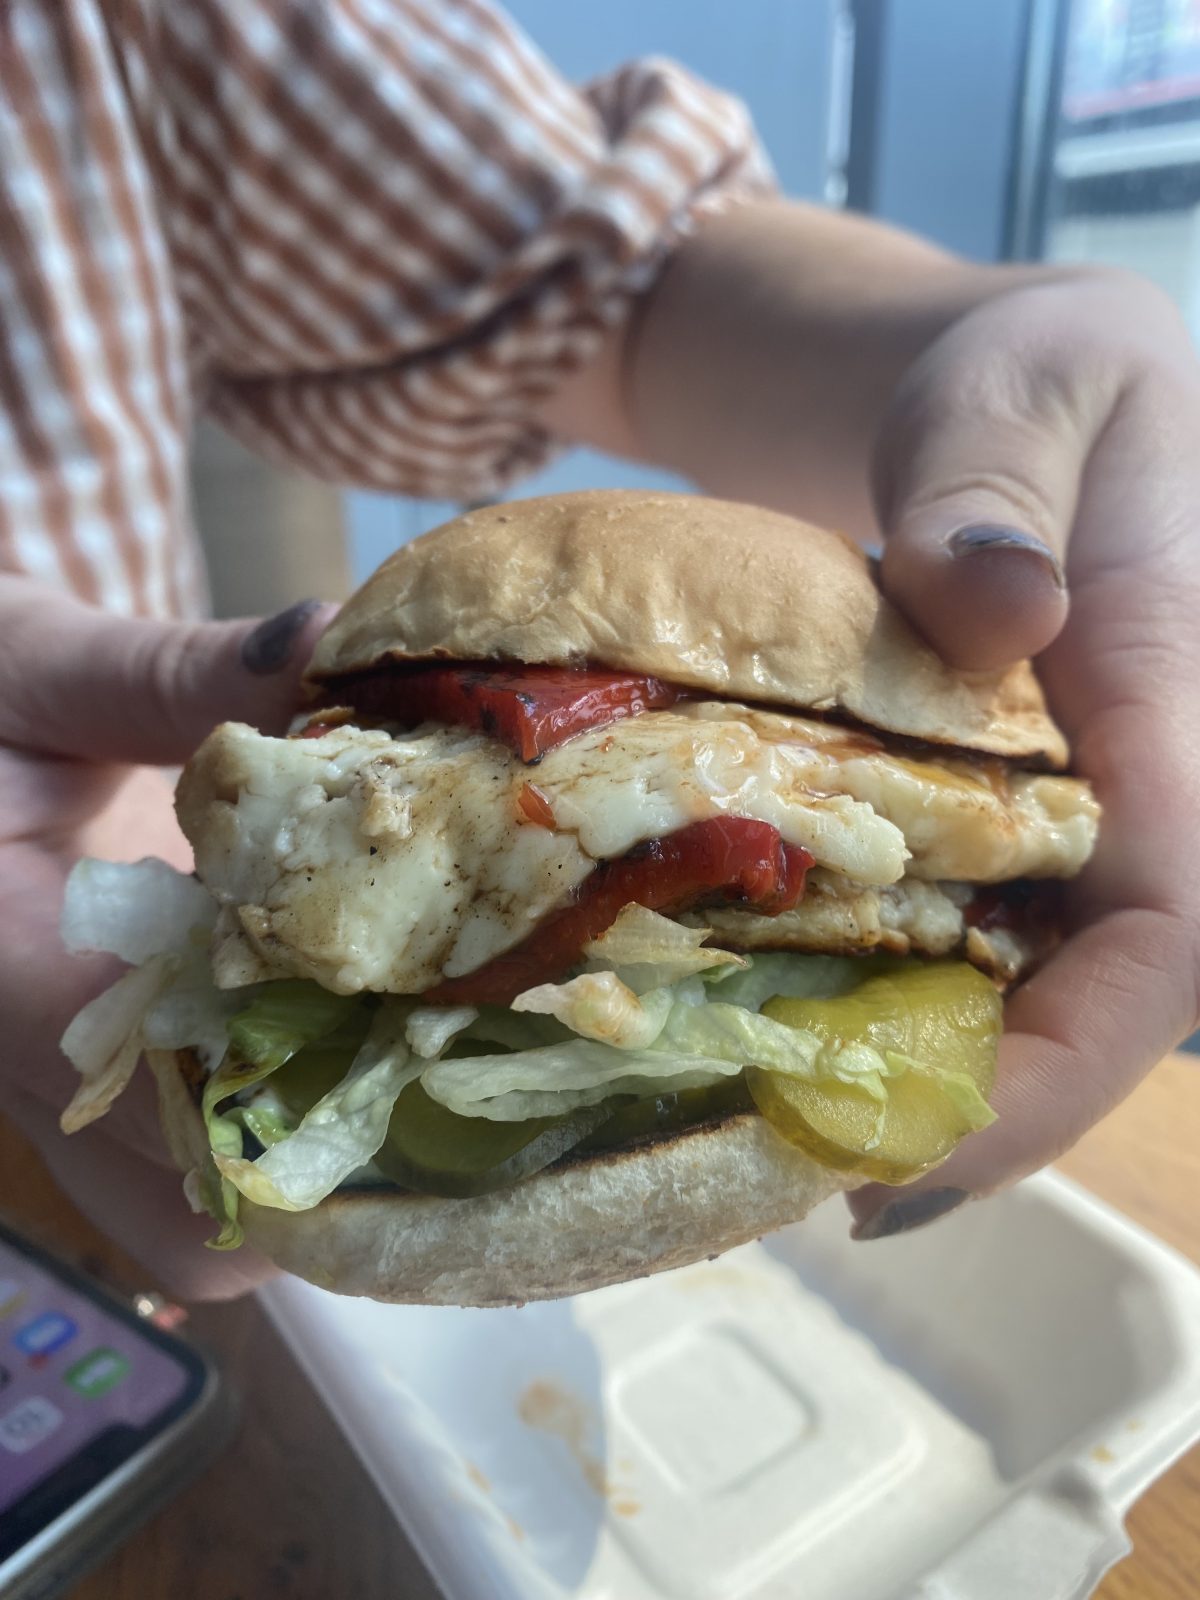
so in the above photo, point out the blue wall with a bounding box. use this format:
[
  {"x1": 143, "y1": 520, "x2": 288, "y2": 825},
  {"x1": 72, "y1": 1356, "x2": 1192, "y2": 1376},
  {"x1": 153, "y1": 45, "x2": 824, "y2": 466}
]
[{"x1": 870, "y1": 0, "x2": 1027, "y2": 261}]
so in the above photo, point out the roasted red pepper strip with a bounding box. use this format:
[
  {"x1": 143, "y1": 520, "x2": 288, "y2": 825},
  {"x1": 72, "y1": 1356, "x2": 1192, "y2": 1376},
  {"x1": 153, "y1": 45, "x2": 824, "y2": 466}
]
[
  {"x1": 515, "y1": 782, "x2": 557, "y2": 829},
  {"x1": 330, "y1": 663, "x2": 680, "y2": 762},
  {"x1": 428, "y1": 816, "x2": 815, "y2": 1005}
]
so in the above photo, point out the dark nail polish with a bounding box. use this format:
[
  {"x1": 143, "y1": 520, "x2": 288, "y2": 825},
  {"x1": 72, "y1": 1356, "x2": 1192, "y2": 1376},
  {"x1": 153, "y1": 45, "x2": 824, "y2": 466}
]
[
  {"x1": 852, "y1": 1187, "x2": 970, "y2": 1242},
  {"x1": 949, "y1": 525, "x2": 1065, "y2": 590},
  {"x1": 241, "y1": 600, "x2": 323, "y2": 675}
]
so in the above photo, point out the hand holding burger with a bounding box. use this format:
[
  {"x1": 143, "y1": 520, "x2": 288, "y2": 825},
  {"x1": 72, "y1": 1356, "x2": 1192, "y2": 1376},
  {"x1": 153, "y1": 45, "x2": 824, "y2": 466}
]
[
  {"x1": 553, "y1": 222, "x2": 1200, "y2": 1241},
  {"x1": 58, "y1": 493, "x2": 1099, "y2": 1304}
]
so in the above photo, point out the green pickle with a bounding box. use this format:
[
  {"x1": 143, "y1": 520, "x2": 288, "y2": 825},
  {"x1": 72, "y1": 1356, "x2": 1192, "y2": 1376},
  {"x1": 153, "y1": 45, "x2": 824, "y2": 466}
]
[
  {"x1": 751, "y1": 960, "x2": 1001, "y2": 1184},
  {"x1": 374, "y1": 1083, "x2": 590, "y2": 1198},
  {"x1": 270, "y1": 1010, "x2": 374, "y2": 1119},
  {"x1": 373, "y1": 1072, "x2": 757, "y2": 1196},
  {"x1": 379, "y1": 1076, "x2": 755, "y2": 1195},
  {"x1": 574, "y1": 1077, "x2": 754, "y2": 1155}
]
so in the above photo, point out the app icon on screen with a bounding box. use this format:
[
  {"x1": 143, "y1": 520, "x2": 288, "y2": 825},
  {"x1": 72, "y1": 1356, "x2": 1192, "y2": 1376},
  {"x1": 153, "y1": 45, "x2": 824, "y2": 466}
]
[
  {"x1": 0, "y1": 1396, "x2": 63, "y2": 1454},
  {"x1": 14, "y1": 1312, "x2": 78, "y2": 1360},
  {"x1": 65, "y1": 1348, "x2": 130, "y2": 1399},
  {"x1": 0, "y1": 1279, "x2": 25, "y2": 1320}
]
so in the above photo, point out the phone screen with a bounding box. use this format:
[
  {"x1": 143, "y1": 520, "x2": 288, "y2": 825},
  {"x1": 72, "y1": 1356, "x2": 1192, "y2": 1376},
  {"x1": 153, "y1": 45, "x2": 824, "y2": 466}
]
[{"x1": 0, "y1": 1225, "x2": 205, "y2": 1561}]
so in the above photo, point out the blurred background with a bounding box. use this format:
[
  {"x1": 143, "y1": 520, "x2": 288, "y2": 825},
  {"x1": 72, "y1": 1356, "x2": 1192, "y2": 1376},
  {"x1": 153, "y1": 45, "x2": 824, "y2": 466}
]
[{"x1": 192, "y1": 0, "x2": 1200, "y2": 608}]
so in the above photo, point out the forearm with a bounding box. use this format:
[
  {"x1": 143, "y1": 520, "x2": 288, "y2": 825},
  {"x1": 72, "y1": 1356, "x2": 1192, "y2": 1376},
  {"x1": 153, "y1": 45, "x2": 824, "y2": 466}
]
[{"x1": 542, "y1": 199, "x2": 1058, "y2": 540}]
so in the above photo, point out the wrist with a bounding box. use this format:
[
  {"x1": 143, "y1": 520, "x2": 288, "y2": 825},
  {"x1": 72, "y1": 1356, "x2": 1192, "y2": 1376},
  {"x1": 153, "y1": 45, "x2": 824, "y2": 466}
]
[{"x1": 622, "y1": 200, "x2": 997, "y2": 533}]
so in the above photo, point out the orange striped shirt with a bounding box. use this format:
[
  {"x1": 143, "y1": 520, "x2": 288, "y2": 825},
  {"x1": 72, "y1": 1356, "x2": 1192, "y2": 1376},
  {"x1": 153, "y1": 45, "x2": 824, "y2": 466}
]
[{"x1": 0, "y1": 0, "x2": 771, "y2": 616}]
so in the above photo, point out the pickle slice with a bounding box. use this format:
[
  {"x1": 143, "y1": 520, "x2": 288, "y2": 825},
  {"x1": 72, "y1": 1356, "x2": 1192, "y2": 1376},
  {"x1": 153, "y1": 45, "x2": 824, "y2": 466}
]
[
  {"x1": 373, "y1": 1082, "x2": 594, "y2": 1198},
  {"x1": 750, "y1": 961, "x2": 1001, "y2": 1184},
  {"x1": 379, "y1": 1075, "x2": 754, "y2": 1195},
  {"x1": 574, "y1": 1077, "x2": 754, "y2": 1155},
  {"x1": 270, "y1": 1009, "x2": 375, "y2": 1120}
]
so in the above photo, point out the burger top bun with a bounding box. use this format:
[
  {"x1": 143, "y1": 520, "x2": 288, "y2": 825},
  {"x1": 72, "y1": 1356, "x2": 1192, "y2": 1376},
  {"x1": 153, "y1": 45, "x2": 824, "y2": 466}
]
[{"x1": 306, "y1": 490, "x2": 1068, "y2": 768}]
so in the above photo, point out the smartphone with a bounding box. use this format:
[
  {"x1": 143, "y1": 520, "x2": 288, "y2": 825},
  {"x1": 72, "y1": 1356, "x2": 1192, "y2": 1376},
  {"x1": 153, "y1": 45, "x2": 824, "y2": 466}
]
[{"x1": 0, "y1": 1217, "x2": 234, "y2": 1600}]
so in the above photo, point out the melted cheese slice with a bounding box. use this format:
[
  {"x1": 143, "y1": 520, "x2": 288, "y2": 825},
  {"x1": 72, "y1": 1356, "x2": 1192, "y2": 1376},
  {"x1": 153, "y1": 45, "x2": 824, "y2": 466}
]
[
  {"x1": 179, "y1": 706, "x2": 1097, "y2": 995},
  {"x1": 680, "y1": 703, "x2": 1098, "y2": 883}
]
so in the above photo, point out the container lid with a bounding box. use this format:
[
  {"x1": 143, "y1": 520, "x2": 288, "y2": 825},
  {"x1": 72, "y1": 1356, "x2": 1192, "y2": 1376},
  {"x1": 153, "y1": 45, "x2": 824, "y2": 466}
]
[{"x1": 261, "y1": 1171, "x2": 1200, "y2": 1600}]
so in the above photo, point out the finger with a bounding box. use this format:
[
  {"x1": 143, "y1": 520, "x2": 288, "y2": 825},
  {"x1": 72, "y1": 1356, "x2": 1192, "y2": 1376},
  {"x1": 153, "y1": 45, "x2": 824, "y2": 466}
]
[
  {"x1": 4, "y1": 1088, "x2": 276, "y2": 1301},
  {"x1": 854, "y1": 454, "x2": 1200, "y2": 1240},
  {"x1": 848, "y1": 902, "x2": 1199, "y2": 1238},
  {"x1": 872, "y1": 292, "x2": 1120, "y2": 671},
  {"x1": 0, "y1": 584, "x2": 337, "y2": 764}
]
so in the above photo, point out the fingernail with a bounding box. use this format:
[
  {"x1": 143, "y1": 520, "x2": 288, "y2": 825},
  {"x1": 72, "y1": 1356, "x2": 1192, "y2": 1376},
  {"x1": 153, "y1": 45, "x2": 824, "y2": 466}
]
[
  {"x1": 852, "y1": 1186, "x2": 970, "y2": 1242},
  {"x1": 949, "y1": 525, "x2": 1065, "y2": 590},
  {"x1": 241, "y1": 600, "x2": 323, "y2": 675}
]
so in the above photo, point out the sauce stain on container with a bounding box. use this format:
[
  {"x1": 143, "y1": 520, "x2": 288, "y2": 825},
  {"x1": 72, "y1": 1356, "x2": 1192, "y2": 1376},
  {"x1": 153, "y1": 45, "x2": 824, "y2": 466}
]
[
  {"x1": 464, "y1": 1456, "x2": 526, "y2": 1540},
  {"x1": 517, "y1": 1379, "x2": 609, "y2": 1496}
]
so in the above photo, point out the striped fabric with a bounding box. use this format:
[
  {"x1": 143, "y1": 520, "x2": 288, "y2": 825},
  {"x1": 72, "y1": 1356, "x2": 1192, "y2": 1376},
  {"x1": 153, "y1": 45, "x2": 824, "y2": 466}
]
[{"x1": 0, "y1": 0, "x2": 771, "y2": 617}]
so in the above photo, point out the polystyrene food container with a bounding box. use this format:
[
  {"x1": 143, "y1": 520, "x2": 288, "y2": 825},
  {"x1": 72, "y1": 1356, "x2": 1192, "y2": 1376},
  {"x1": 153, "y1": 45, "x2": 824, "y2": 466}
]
[{"x1": 260, "y1": 1171, "x2": 1200, "y2": 1600}]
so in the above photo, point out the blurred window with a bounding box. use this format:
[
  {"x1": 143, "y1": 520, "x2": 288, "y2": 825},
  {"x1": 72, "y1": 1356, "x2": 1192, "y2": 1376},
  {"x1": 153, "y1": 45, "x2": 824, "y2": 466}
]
[{"x1": 1015, "y1": 0, "x2": 1200, "y2": 338}]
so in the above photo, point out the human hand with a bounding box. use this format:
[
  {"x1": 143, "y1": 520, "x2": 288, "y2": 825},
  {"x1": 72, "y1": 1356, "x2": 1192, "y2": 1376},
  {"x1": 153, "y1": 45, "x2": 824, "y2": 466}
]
[
  {"x1": 850, "y1": 268, "x2": 1200, "y2": 1235},
  {"x1": 516, "y1": 199, "x2": 1200, "y2": 1232},
  {"x1": 0, "y1": 581, "x2": 333, "y2": 1294}
]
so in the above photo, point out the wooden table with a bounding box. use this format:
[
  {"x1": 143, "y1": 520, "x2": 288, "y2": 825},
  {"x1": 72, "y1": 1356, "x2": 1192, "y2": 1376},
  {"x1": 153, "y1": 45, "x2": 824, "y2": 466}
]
[{"x1": 1, "y1": 1055, "x2": 1197, "y2": 1600}]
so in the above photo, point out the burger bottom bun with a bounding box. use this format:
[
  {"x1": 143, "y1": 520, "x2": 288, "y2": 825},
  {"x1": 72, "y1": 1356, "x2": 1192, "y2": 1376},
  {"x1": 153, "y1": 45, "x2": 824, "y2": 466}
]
[{"x1": 149, "y1": 1050, "x2": 860, "y2": 1307}]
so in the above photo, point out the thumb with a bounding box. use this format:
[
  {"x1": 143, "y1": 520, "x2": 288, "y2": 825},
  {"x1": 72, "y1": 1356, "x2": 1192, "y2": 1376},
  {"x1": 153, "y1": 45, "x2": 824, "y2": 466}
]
[
  {"x1": 0, "y1": 584, "x2": 338, "y2": 765},
  {"x1": 871, "y1": 310, "x2": 1110, "y2": 672}
]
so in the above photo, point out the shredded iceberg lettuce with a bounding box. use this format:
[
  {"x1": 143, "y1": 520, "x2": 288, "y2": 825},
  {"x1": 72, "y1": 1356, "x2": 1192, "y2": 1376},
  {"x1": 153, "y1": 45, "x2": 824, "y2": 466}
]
[
  {"x1": 199, "y1": 982, "x2": 377, "y2": 1243},
  {"x1": 61, "y1": 857, "x2": 216, "y2": 965},
  {"x1": 512, "y1": 971, "x2": 675, "y2": 1049},
  {"x1": 59, "y1": 859, "x2": 232, "y2": 1132},
  {"x1": 60, "y1": 955, "x2": 178, "y2": 1134},
  {"x1": 581, "y1": 905, "x2": 747, "y2": 992},
  {"x1": 226, "y1": 980, "x2": 358, "y2": 1072},
  {"x1": 655, "y1": 996, "x2": 895, "y2": 1083},
  {"x1": 229, "y1": 1099, "x2": 295, "y2": 1151},
  {"x1": 201, "y1": 1052, "x2": 290, "y2": 1247},
  {"x1": 214, "y1": 1004, "x2": 422, "y2": 1214},
  {"x1": 58, "y1": 858, "x2": 997, "y2": 1241},
  {"x1": 141, "y1": 934, "x2": 245, "y2": 1071},
  {"x1": 456, "y1": 1006, "x2": 574, "y2": 1052},
  {"x1": 420, "y1": 992, "x2": 906, "y2": 1124},
  {"x1": 405, "y1": 1004, "x2": 478, "y2": 1059},
  {"x1": 421, "y1": 1039, "x2": 738, "y2": 1121},
  {"x1": 443, "y1": 955, "x2": 907, "y2": 1123},
  {"x1": 60, "y1": 859, "x2": 238, "y2": 1130},
  {"x1": 711, "y1": 951, "x2": 865, "y2": 1012}
]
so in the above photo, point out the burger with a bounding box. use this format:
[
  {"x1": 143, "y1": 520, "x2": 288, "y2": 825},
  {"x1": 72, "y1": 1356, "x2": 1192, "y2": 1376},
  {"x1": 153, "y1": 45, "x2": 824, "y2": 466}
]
[{"x1": 59, "y1": 492, "x2": 1099, "y2": 1305}]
